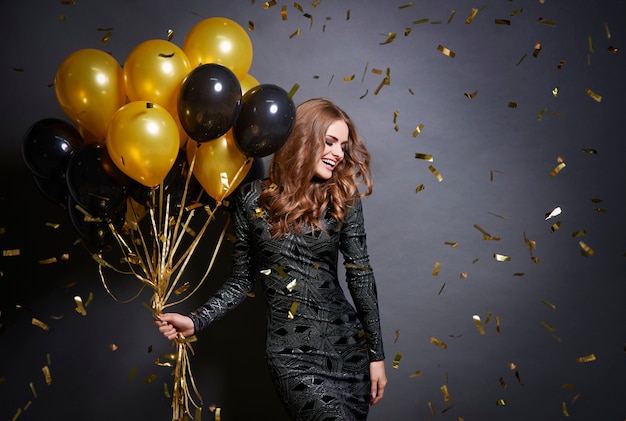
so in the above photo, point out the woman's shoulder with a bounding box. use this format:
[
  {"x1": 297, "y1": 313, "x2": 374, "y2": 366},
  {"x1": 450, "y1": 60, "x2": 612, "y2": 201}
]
[{"x1": 229, "y1": 178, "x2": 267, "y2": 208}]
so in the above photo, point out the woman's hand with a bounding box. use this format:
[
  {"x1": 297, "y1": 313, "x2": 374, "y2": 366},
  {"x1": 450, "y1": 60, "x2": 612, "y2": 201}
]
[
  {"x1": 369, "y1": 360, "x2": 387, "y2": 406},
  {"x1": 154, "y1": 313, "x2": 195, "y2": 340}
]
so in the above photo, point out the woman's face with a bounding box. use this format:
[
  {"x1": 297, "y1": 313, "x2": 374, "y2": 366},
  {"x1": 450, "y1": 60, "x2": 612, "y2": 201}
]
[{"x1": 314, "y1": 119, "x2": 349, "y2": 180}]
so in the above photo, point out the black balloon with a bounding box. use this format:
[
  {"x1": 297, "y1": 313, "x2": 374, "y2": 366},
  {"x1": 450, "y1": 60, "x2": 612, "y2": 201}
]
[
  {"x1": 233, "y1": 84, "x2": 295, "y2": 158},
  {"x1": 178, "y1": 63, "x2": 242, "y2": 142},
  {"x1": 66, "y1": 142, "x2": 129, "y2": 217},
  {"x1": 67, "y1": 196, "x2": 125, "y2": 249},
  {"x1": 22, "y1": 118, "x2": 84, "y2": 179}
]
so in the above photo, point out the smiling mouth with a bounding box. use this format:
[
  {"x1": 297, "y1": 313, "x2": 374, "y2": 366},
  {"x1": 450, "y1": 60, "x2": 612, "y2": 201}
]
[{"x1": 322, "y1": 159, "x2": 336, "y2": 169}]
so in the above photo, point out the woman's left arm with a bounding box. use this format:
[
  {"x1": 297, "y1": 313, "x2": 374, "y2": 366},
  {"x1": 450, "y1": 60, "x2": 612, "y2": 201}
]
[{"x1": 340, "y1": 197, "x2": 385, "y2": 362}]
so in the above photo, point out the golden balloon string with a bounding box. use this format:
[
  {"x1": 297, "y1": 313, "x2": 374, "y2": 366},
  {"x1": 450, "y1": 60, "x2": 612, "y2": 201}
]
[{"x1": 94, "y1": 143, "x2": 251, "y2": 420}]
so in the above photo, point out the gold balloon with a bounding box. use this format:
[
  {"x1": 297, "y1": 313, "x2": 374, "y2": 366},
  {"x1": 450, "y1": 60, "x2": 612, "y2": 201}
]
[
  {"x1": 182, "y1": 17, "x2": 253, "y2": 80},
  {"x1": 239, "y1": 73, "x2": 260, "y2": 95},
  {"x1": 106, "y1": 101, "x2": 180, "y2": 188},
  {"x1": 187, "y1": 130, "x2": 252, "y2": 201},
  {"x1": 123, "y1": 39, "x2": 191, "y2": 116},
  {"x1": 55, "y1": 48, "x2": 127, "y2": 140}
]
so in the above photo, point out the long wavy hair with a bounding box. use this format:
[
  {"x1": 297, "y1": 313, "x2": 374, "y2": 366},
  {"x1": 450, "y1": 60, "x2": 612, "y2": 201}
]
[{"x1": 259, "y1": 98, "x2": 373, "y2": 238}]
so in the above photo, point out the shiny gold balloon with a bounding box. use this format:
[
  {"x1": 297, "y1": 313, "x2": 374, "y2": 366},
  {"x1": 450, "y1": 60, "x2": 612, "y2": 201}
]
[
  {"x1": 239, "y1": 73, "x2": 260, "y2": 95},
  {"x1": 54, "y1": 49, "x2": 127, "y2": 140},
  {"x1": 123, "y1": 39, "x2": 191, "y2": 116},
  {"x1": 187, "y1": 130, "x2": 252, "y2": 201},
  {"x1": 182, "y1": 17, "x2": 253, "y2": 80},
  {"x1": 106, "y1": 101, "x2": 180, "y2": 188}
]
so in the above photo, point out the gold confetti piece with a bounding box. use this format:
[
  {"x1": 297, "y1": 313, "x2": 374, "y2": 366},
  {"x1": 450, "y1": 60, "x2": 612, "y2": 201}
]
[
  {"x1": 459, "y1": 272, "x2": 468, "y2": 279},
  {"x1": 432, "y1": 262, "x2": 441, "y2": 276},
  {"x1": 473, "y1": 315, "x2": 486, "y2": 335},
  {"x1": 533, "y1": 42, "x2": 542, "y2": 58},
  {"x1": 287, "y1": 83, "x2": 300, "y2": 99},
  {"x1": 164, "y1": 383, "x2": 171, "y2": 399},
  {"x1": 507, "y1": 101, "x2": 518, "y2": 109},
  {"x1": 412, "y1": 124, "x2": 425, "y2": 138},
  {"x1": 129, "y1": 365, "x2": 138, "y2": 380},
  {"x1": 288, "y1": 302, "x2": 299, "y2": 319},
  {"x1": 549, "y1": 221, "x2": 562, "y2": 233},
  {"x1": 582, "y1": 148, "x2": 597, "y2": 154},
  {"x1": 494, "y1": 253, "x2": 511, "y2": 262},
  {"x1": 552, "y1": 86, "x2": 560, "y2": 97},
  {"x1": 430, "y1": 337, "x2": 448, "y2": 349},
  {"x1": 545, "y1": 206, "x2": 562, "y2": 220},
  {"x1": 515, "y1": 370, "x2": 524, "y2": 386},
  {"x1": 343, "y1": 74, "x2": 355, "y2": 82},
  {"x1": 373, "y1": 68, "x2": 391, "y2": 95},
  {"x1": 585, "y1": 88, "x2": 602, "y2": 102},
  {"x1": 488, "y1": 212, "x2": 508, "y2": 220},
  {"x1": 61, "y1": 0, "x2": 76, "y2": 4},
  {"x1": 587, "y1": 35, "x2": 595, "y2": 53},
  {"x1": 289, "y1": 29, "x2": 301, "y2": 39},
  {"x1": 380, "y1": 32, "x2": 397, "y2": 45},
  {"x1": 594, "y1": 207, "x2": 608, "y2": 213},
  {"x1": 415, "y1": 184, "x2": 425, "y2": 193},
  {"x1": 608, "y1": 45, "x2": 618, "y2": 53},
  {"x1": 110, "y1": 344, "x2": 118, "y2": 351},
  {"x1": 30, "y1": 382, "x2": 37, "y2": 398},
  {"x1": 42, "y1": 366, "x2": 52, "y2": 385},
  {"x1": 38, "y1": 257, "x2": 58, "y2": 264},
  {"x1": 496, "y1": 316, "x2": 501, "y2": 333},
  {"x1": 510, "y1": 8, "x2": 523, "y2": 16},
  {"x1": 413, "y1": 18, "x2": 428, "y2": 25},
  {"x1": 572, "y1": 230, "x2": 586, "y2": 238},
  {"x1": 537, "y1": 107, "x2": 547, "y2": 121},
  {"x1": 74, "y1": 296, "x2": 87, "y2": 316},
  {"x1": 437, "y1": 44, "x2": 456, "y2": 58},
  {"x1": 579, "y1": 241, "x2": 594, "y2": 256},
  {"x1": 394, "y1": 329, "x2": 400, "y2": 343},
  {"x1": 415, "y1": 153, "x2": 433, "y2": 162},
  {"x1": 516, "y1": 54, "x2": 527, "y2": 65},
  {"x1": 550, "y1": 162, "x2": 566, "y2": 177},
  {"x1": 346, "y1": 9, "x2": 351, "y2": 20},
  {"x1": 537, "y1": 18, "x2": 556, "y2": 27},
  {"x1": 45, "y1": 222, "x2": 60, "y2": 229},
  {"x1": 465, "y1": 8, "x2": 478, "y2": 24},
  {"x1": 445, "y1": 242, "x2": 458, "y2": 247},
  {"x1": 281, "y1": 5, "x2": 287, "y2": 20},
  {"x1": 263, "y1": 0, "x2": 277, "y2": 8},
  {"x1": 3, "y1": 249, "x2": 20, "y2": 257},
  {"x1": 499, "y1": 377, "x2": 507, "y2": 388},
  {"x1": 473, "y1": 224, "x2": 500, "y2": 241},
  {"x1": 440, "y1": 384, "x2": 451, "y2": 403},
  {"x1": 392, "y1": 352, "x2": 402, "y2": 369},
  {"x1": 496, "y1": 399, "x2": 508, "y2": 406},
  {"x1": 428, "y1": 401, "x2": 436, "y2": 415},
  {"x1": 428, "y1": 165, "x2": 443, "y2": 182},
  {"x1": 540, "y1": 320, "x2": 555, "y2": 332},
  {"x1": 561, "y1": 402, "x2": 569, "y2": 417},
  {"x1": 562, "y1": 383, "x2": 576, "y2": 390},
  {"x1": 464, "y1": 90, "x2": 478, "y2": 99},
  {"x1": 576, "y1": 354, "x2": 596, "y2": 363},
  {"x1": 447, "y1": 9, "x2": 456, "y2": 23},
  {"x1": 495, "y1": 19, "x2": 511, "y2": 25},
  {"x1": 409, "y1": 370, "x2": 422, "y2": 378},
  {"x1": 399, "y1": 2, "x2": 414, "y2": 8},
  {"x1": 438, "y1": 283, "x2": 446, "y2": 295},
  {"x1": 32, "y1": 318, "x2": 50, "y2": 331},
  {"x1": 167, "y1": 29, "x2": 174, "y2": 41},
  {"x1": 145, "y1": 374, "x2": 158, "y2": 384},
  {"x1": 286, "y1": 279, "x2": 297, "y2": 292},
  {"x1": 100, "y1": 31, "x2": 112, "y2": 44},
  {"x1": 513, "y1": 273, "x2": 525, "y2": 276}
]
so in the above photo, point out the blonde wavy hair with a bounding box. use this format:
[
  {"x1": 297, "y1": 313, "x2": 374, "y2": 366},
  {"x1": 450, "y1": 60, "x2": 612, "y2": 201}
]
[{"x1": 259, "y1": 98, "x2": 373, "y2": 238}]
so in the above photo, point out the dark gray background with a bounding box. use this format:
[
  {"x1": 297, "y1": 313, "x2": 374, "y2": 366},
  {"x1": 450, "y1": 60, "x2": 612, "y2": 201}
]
[{"x1": 1, "y1": 1, "x2": 625, "y2": 420}]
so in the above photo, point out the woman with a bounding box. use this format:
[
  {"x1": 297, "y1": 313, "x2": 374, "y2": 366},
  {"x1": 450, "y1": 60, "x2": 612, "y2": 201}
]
[{"x1": 157, "y1": 98, "x2": 387, "y2": 420}]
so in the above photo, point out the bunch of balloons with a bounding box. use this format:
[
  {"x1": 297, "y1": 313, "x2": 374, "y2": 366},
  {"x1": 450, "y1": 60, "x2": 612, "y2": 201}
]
[{"x1": 22, "y1": 17, "x2": 296, "y2": 248}]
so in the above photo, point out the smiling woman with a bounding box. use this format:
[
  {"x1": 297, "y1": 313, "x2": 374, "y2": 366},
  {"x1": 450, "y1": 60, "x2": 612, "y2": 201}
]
[{"x1": 2, "y1": 0, "x2": 626, "y2": 420}]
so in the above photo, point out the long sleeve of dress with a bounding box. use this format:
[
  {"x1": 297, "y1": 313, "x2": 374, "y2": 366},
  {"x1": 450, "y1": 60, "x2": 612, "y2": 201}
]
[
  {"x1": 188, "y1": 187, "x2": 255, "y2": 333},
  {"x1": 340, "y1": 197, "x2": 385, "y2": 361}
]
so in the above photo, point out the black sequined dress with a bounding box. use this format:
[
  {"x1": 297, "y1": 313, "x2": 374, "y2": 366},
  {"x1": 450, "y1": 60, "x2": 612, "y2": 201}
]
[{"x1": 189, "y1": 180, "x2": 385, "y2": 420}]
